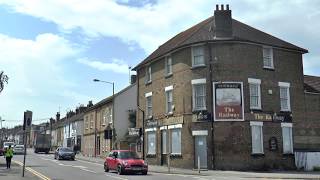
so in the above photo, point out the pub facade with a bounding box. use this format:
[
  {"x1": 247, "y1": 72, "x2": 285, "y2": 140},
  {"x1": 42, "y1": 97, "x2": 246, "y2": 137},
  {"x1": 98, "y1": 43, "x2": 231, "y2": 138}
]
[{"x1": 134, "y1": 5, "x2": 312, "y2": 170}]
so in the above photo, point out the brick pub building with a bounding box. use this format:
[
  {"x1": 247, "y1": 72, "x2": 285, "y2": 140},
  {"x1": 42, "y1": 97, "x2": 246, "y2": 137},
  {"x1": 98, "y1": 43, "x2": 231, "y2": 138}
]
[{"x1": 133, "y1": 5, "x2": 319, "y2": 170}]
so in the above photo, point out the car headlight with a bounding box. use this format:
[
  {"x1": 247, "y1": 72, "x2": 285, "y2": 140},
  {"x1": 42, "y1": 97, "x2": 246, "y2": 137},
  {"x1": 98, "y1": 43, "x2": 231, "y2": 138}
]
[
  {"x1": 122, "y1": 160, "x2": 129, "y2": 166},
  {"x1": 143, "y1": 161, "x2": 148, "y2": 166}
]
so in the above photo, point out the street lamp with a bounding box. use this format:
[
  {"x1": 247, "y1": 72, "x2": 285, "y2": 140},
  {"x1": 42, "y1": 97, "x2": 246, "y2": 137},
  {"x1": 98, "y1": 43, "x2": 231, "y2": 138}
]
[
  {"x1": 93, "y1": 79, "x2": 115, "y2": 152},
  {"x1": 0, "y1": 117, "x2": 5, "y2": 141}
]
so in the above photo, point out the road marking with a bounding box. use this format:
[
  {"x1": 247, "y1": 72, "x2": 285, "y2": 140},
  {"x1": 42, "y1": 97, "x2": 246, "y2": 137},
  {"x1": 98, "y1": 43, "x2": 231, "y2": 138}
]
[
  {"x1": 77, "y1": 159, "x2": 104, "y2": 166},
  {"x1": 80, "y1": 168, "x2": 97, "y2": 173},
  {"x1": 13, "y1": 160, "x2": 51, "y2": 180},
  {"x1": 105, "y1": 173, "x2": 128, "y2": 180}
]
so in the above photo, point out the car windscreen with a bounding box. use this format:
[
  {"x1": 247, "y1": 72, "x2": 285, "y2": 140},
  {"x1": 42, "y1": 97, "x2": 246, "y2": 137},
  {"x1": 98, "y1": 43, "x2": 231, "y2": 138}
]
[
  {"x1": 60, "y1": 148, "x2": 73, "y2": 152},
  {"x1": 4, "y1": 142, "x2": 14, "y2": 146},
  {"x1": 118, "y1": 151, "x2": 140, "y2": 159},
  {"x1": 14, "y1": 145, "x2": 24, "y2": 148}
]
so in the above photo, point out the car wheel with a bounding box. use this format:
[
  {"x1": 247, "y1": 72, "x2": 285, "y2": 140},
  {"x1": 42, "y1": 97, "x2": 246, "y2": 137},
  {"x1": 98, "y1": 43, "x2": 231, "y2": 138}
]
[
  {"x1": 104, "y1": 164, "x2": 109, "y2": 172},
  {"x1": 54, "y1": 155, "x2": 56, "y2": 159},
  {"x1": 58, "y1": 155, "x2": 62, "y2": 160},
  {"x1": 117, "y1": 165, "x2": 123, "y2": 175},
  {"x1": 142, "y1": 171, "x2": 147, "y2": 175}
]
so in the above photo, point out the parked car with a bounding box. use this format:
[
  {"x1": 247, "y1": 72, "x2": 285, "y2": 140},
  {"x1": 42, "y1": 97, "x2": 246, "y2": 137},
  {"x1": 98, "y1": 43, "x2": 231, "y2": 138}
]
[
  {"x1": 54, "y1": 147, "x2": 75, "y2": 160},
  {"x1": 3, "y1": 142, "x2": 15, "y2": 149},
  {"x1": 13, "y1": 145, "x2": 25, "y2": 155},
  {"x1": 104, "y1": 150, "x2": 148, "y2": 175},
  {"x1": 0, "y1": 148, "x2": 4, "y2": 156}
]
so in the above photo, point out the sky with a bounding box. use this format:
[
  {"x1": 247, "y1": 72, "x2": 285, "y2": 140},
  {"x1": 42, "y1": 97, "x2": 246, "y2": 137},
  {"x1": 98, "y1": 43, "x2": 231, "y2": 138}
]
[{"x1": 0, "y1": 0, "x2": 319, "y2": 128}]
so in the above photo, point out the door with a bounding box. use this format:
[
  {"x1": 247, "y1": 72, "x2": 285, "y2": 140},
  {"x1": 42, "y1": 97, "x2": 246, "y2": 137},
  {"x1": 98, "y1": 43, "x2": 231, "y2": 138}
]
[{"x1": 195, "y1": 136, "x2": 207, "y2": 169}]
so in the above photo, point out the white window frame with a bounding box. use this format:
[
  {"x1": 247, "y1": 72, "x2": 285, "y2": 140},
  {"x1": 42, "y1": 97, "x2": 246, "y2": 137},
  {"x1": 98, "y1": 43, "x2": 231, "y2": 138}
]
[
  {"x1": 250, "y1": 121, "x2": 264, "y2": 154},
  {"x1": 168, "y1": 124, "x2": 182, "y2": 155},
  {"x1": 146, "y1": 130, "x2": 156, "y2": 155},
  {"x1": 145, "y1": 92, "x2": 153, "y2": 119},
  {"x1": 248, "y1": 78, "x2": 261, "y2": 110},
  {"x1": 165, "y1": 56, "x2": 172, "y2": 76},
  {"x1": 281, "y1": 123, "x2": 293, "y2": 154},
  {"x1": 263, "y1": 46, "x2": 274, "y2": 69},
  {"x1": 145, "y1": 65, "x2": 152, "y2": 83},
  {"x1": 191, "y1": 45, "x2": 205, "y2": 67},
  {"x1": 278, "y1": 82, "x2": 291, "y2": 111},
  {"x1": 165, "y1": 85, "x2": 173, "y2": 114},
  {"x1": 192, "y1": 79, "x2": 207, "y2": 111}
]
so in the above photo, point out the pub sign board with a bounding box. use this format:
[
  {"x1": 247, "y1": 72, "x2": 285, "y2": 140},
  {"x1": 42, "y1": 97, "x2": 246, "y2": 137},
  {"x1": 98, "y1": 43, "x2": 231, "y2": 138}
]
[{"x1": 213, "y1": 82, "x2": 244, "y2": 121}]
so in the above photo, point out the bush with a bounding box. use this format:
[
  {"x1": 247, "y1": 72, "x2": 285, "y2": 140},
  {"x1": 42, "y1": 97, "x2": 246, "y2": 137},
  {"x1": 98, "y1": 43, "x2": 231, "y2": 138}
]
[{"x1": 313, "y1": 166, "x2": 320, "y2": 171}]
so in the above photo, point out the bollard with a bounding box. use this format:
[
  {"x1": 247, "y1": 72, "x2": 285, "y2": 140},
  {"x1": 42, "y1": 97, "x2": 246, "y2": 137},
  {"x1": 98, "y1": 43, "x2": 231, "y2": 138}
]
[{"x1": 198, "y1": 156, "x2": 200, "y2": 173}]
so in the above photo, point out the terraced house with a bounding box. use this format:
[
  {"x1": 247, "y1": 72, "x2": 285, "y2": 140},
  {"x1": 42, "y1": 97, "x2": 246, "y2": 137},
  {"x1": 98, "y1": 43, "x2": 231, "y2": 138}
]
[{"x1": 133, "y1": 5, "x2": 319, "y2": 170}]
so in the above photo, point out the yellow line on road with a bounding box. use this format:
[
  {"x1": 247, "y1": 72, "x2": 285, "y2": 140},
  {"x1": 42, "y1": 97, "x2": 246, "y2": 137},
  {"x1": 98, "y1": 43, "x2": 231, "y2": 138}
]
[{"x1": 12, "y1": 160, "x2": 51, "y2": 180}]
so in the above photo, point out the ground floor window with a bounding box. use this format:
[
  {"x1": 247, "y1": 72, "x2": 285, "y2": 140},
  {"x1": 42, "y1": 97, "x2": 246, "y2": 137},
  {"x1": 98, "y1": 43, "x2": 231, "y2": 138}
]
[
  {"x1": 281, "y1": 123, "x2": 293, "y2": 154},
  {"x1": 250, "y1": 121, "x2": 264, "y2": 154},
  {"x1": 171, "y1": 128, "x2": 181, "y2": 154},
  {"x1": 147, "y1": 131, "x2": 156, "y2": 155}
]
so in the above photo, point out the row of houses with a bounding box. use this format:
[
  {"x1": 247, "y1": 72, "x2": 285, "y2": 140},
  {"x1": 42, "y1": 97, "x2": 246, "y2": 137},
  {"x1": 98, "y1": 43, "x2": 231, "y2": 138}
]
[{"x1": 4, "y1": 4, "x2": 320, "y2": 171}]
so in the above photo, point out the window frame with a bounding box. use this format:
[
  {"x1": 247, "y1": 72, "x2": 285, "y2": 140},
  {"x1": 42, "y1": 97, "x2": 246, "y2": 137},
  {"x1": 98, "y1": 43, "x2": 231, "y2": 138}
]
[
  {"x1": 146, "y1": 129, "x2": 156, "y2": 155},
  {"x1": 250, "y1": 121, "x2": 264, "y2": 154},
  {"x1": 278, "y1": 82, "x2": 291, "y2": 112},
  {"x1": 281, "y1": 123, "x2": 293, "y2": 154},
  {"x1": 165, "y1": 56, "x2": 173, "y2": 76},
  {"x1": 168, "y1": 124, "x2": 182, "y2": 155},
  {"x1": 262, "y1": 46, "x2": 274, "y2": 69},
  {"x1": 191, "y1": 79, "x2": 207, "y2": 111},
  {"x1": 191, "y1": 45, "x2": 205, "y2": 67},
  {"x1": 248, "y1": 78, "x2": 262, "y2": 110},
  {"x1": 165, "y1": 85, "x2": 173, "y2": 115},
  {"x1": 145, "y1": 65, "x2": 152, "y2": 84},
  {"x1": 145, "y1": 92, "x2": 153, "y2": 119}
]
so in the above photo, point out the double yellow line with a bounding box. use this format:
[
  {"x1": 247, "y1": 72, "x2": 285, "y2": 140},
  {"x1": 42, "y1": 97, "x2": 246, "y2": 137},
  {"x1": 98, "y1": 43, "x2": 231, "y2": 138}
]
[{"x1": 13, "y1": 160, "x2": 51, "y2": 180}]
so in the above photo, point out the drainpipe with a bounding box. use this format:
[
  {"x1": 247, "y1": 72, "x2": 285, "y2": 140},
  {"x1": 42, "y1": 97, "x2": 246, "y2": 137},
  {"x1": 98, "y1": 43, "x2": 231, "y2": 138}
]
[{"x1": 207, "y1": 42, "x2": 215, "y2": 169}]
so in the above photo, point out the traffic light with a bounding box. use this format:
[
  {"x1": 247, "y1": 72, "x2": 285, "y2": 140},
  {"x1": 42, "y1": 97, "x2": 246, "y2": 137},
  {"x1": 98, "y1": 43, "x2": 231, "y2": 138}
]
[
  {"x1": 23, "y1": 110, "x2": 32, "y2": 130},
  {"x1": 104, "y1": 129, "x2": 112, "y2": 139}
]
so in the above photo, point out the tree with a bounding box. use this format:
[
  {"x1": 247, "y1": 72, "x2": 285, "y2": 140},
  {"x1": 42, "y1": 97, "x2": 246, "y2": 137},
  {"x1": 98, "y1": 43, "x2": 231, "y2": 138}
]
[{"x1": 0, "y1": 71, "x2": 9, "y2": 93}]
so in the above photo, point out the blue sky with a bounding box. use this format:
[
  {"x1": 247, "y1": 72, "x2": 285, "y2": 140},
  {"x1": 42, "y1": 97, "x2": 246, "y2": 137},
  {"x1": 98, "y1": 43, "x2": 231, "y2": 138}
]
[{"x1": 0, "y1": 0, "x2": 319, "y2": 128}]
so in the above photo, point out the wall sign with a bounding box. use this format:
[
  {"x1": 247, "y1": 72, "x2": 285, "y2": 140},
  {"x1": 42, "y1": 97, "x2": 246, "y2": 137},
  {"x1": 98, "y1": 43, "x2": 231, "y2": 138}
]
[
  {"x1": 159, "y1": 116, "x2": 183, "y2": 126},
  {"x1": 128, "y1": 128, "x2": 140, "y2": 136},
  {"x1": 146, "y1": 119, "x2": 158, "y2": 127},
  {"x1": 273, "y1": 113, "x2": 292, "y2": 123},
  {"x1": 196, "y1": 111, "x2": 211, "y2": 121},
  {"x1": 213, "y1": 82, "x2": 244, "y2": 121}
]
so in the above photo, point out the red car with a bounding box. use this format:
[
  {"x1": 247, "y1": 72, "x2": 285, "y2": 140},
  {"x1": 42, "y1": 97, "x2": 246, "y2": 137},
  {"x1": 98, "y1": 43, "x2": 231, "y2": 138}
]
[{"x1": 104, "y1": 150, "x2": 148, "y2": 175}]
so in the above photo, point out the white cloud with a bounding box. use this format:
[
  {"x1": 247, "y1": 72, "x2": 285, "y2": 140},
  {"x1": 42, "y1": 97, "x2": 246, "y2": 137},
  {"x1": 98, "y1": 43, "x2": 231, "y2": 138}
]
[
  {"x1": 77, "y1": 57, "x2": 129, "y2": 74},
  {"x1": 0, "y1": 33, "x2": 86, "y2": 122},
  {"x1": 0, "y1": 0, "x2": 213, "y2": 54}
]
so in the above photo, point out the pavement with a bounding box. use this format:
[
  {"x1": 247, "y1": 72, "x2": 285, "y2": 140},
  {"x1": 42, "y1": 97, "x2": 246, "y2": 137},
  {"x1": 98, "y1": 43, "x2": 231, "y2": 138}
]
[
  {"x1": 0, "y1": 155, "x2": 40, "y2": 180},
  {"x1": 76, "y1": 153, "x2": 320, "y2": 179}
]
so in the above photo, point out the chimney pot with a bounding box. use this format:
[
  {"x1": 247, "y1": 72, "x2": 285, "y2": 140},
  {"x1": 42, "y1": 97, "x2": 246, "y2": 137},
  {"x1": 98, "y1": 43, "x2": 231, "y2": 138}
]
[
  {"x1": 221, "y1": 4, "x2": 224, "y2": 10},
  {"x1": 226, "y1": 4, "x2": 229, "y2": 10},
  {"x1": 216, "y1": 4, "x2": 219, "y2": 10}
]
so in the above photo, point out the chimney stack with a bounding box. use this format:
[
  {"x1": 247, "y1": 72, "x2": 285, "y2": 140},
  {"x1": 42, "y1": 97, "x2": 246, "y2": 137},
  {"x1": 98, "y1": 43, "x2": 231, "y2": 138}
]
[{"x1": 214, "y1": 4, "x2": 232, "y2": 38}]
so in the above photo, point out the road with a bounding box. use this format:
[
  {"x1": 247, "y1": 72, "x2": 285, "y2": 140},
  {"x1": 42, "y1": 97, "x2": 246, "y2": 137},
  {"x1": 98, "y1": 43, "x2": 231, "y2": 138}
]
[
  {"x1": 11, "y1": 149, "x2": 215, "y2": 180},
  {"x1": 11, "y1": 149, "x2": 320, "y2": 180}
]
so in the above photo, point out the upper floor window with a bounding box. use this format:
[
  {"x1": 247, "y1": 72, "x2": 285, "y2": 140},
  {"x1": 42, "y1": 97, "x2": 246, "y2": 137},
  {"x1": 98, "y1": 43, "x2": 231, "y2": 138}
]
[
  {"x1": 145, "y1": 66, "x2": 152, "y2": 84},
  {"x1": 90, "y1": 114, "x2": 94, "y2": 129},
  {"x1": 85, "y1": 116, "x2": 89, "y2": 129},
  {"x1": 165, "y1": 56, "x2": 172, "y2": 76},
  {"x1": 263, "y1": 47, "x2": 274, "y2": 69},
  {"x1": 192, "y1": 79, "x2": 206, "y2": 111},
  {"x1": 281, "y1": 123, "x2": 293, "y2": 154},
  {"x1": 279, "y1": 82, "x2": 291, "y2": 111},
  {"x1": 248, "y1": 78, "x2": 261, "y2": 110},
  {"x1": 145, "y1": 92, "x2": 153, "y2": 119},
  {"x1": 192, "y1": 45, "x2": 205, "y2": 67},
  {"x1": 165, "y1": 85, "x2": 173, "y2": 114}
]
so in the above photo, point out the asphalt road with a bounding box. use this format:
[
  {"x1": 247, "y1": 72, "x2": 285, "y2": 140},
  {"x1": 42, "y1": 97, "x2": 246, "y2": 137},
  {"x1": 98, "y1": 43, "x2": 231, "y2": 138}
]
[{"x1": 11, "y1": 149, "x2": 214, "y2": 180}]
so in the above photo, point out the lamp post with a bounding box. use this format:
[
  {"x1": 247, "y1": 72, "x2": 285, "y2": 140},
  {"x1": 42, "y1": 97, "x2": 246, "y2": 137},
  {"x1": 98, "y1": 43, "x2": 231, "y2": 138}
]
[
  {"x1": 93, "y1": 79, "x2": 115, "y2": 151},
  {"x1": 0, "y1": 117, "x2": 5, "y2": 141}
]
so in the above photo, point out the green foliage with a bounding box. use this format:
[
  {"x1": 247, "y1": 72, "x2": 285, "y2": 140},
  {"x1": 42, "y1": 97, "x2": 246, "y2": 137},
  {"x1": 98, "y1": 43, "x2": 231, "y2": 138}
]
[{"x1": 0, "y1": 71, "x2": 9, "y2": 93}]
